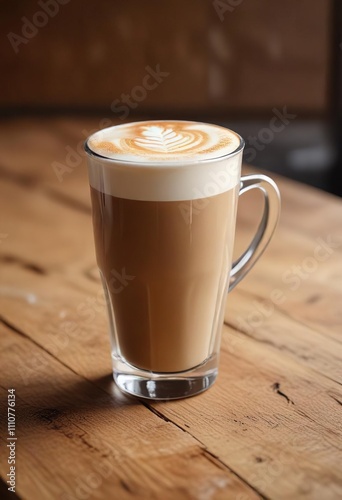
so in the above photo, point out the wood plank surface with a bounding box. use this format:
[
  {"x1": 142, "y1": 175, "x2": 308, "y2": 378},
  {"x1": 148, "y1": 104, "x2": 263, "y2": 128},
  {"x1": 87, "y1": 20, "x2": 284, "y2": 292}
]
[{"x1": 0, "y1": 117, "x2": 341, "y2": 499}]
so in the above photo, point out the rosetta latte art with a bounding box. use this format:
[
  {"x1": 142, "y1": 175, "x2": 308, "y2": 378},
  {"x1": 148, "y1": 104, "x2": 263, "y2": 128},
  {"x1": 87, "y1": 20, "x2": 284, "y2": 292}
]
[
  {"x1": 133, "y1": 126, "x2": 205, "y2": 153},
  {"x1": 88, "y1": 120, "x2": 241, "y2": 162}
]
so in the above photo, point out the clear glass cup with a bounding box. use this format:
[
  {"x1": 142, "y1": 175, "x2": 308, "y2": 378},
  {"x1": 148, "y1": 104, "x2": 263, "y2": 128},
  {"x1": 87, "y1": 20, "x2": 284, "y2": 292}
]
[{"x1": 85, "y1": 121, "x2": 280, "y2": 400}]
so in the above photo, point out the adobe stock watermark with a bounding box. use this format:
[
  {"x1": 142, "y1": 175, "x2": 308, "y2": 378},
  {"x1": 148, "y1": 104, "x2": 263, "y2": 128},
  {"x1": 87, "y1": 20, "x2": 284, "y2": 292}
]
[
  {"x1": 7, "y1": 0, "x2": 71, "y2": 54},
  {"x1": 51, "y1": 64, "x2": 170, "y2": 182},
  {"x1": 244, "y1": 107, "x2": 297, "y2": 163},
  {"x1": 178, "y1": 159, "x2": 240, "y2": 224},
  {"x1": 110, "y1": 65, "x2": 170, "y2": 120},
  {"x1": 51, "y1": 117, "x2": 114, "y2": 182},
  {"x1": 236, "y1": 234, "x2": 341, "y2": 334},
  {"x1": 17, "y1": 267, "x2": 135, "y2": 385},
  {"x1": 61, "y1": 457, "x2": 115, "y2": 500},
  {"x1": 213, "y1": 0, "x2": 243, "y2": 21}
]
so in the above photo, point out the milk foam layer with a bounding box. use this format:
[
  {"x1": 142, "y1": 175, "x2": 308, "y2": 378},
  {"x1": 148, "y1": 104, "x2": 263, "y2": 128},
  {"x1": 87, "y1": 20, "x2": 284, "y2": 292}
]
[
  {"x1": 88, "y1": 120, "x2": 241, "y2": 162},
  {"x1": 86, "y1": 121, "x2": 243, "y2": 201}
]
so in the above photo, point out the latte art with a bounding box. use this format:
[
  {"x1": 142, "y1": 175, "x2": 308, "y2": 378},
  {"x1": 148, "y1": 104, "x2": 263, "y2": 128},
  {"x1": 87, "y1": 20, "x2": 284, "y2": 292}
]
[
  {"x1": 133, "y1": 126, "x2": 205, "y2": 153},
  {"x1": 88, "y1": 120, "x2": 241, "y2": 162},
  {"x1": 86, "y1": 120, "x2": 243, "y2": 202}
]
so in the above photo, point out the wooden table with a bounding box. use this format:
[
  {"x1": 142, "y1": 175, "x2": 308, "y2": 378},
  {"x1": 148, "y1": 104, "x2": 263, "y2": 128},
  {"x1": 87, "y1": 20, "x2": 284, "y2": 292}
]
[{"x1": 0, "y1": 118, "x2": 341, "y2": 500}]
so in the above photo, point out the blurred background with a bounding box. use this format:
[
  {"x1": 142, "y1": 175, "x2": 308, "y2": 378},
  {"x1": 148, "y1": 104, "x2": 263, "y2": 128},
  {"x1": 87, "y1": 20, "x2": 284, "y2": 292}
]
[{"x1": 0, "y1": 0, "x2": 341, "y2": 195}]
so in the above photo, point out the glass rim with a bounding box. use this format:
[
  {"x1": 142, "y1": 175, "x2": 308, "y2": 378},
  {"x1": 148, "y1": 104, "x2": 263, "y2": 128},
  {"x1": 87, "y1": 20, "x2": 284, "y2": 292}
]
[{"x1": 84, "y1": 120, "x2": 245, "y2": 167}]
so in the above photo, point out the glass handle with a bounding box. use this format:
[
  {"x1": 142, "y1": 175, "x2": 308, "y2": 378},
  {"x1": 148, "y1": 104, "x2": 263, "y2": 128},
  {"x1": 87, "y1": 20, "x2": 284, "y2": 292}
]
[{"x1": 229, "y1": 174, "x2": 281, "y2": 292}]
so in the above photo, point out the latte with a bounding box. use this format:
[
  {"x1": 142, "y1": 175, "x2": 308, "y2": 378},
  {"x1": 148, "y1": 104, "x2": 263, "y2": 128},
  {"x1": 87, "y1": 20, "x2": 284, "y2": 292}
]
[
  {"x1": 88, "y1": 120, "x2": 241, "y2": 162},
  {"x1": 86, "y1": 121, "x2": 242, "y2": 373}
]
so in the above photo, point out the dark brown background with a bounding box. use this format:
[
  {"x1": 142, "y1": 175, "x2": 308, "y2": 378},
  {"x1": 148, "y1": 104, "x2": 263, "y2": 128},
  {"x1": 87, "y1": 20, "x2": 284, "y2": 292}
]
[{"x1": 0, "y1": 0, "x2": 331, "y2": 115}]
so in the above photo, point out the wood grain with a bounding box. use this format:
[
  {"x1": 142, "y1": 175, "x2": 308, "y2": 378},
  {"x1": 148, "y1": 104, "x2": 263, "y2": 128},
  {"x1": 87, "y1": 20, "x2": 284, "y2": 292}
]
[
  {"x1": 0, "y1": 117, "x2": 341, "y2": 499},
  {"x1": 0, "y1": 322, "x2": 258, "y2": 500}
]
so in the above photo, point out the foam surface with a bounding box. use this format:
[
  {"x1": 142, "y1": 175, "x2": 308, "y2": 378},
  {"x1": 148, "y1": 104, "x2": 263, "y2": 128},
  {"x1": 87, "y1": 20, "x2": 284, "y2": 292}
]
[
  {"x1": 88, "y1": 121, "x2": 241, "y2": 162},
  {"x1": 86, "y1": 121, "x2": 243, "y2": 201}
]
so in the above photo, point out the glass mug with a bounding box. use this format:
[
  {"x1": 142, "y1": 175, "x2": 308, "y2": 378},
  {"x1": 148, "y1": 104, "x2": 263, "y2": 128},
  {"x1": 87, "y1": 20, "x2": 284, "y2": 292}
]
[{"x1": 85, "y1": 121, "x2": 280, "y2": 400}]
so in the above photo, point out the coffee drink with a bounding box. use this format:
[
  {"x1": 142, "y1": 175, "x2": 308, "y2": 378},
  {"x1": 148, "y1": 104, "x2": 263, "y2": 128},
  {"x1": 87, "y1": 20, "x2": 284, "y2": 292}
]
[
  {"x1": 90, "y1": 187, "x2": 238, "y2": 372},
  {"x1": 87, "y1": 121, "x2": 241, "y2": 373},
  {"x1": 86, "y1": 120, "x2": 281, "y2": 399}
]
